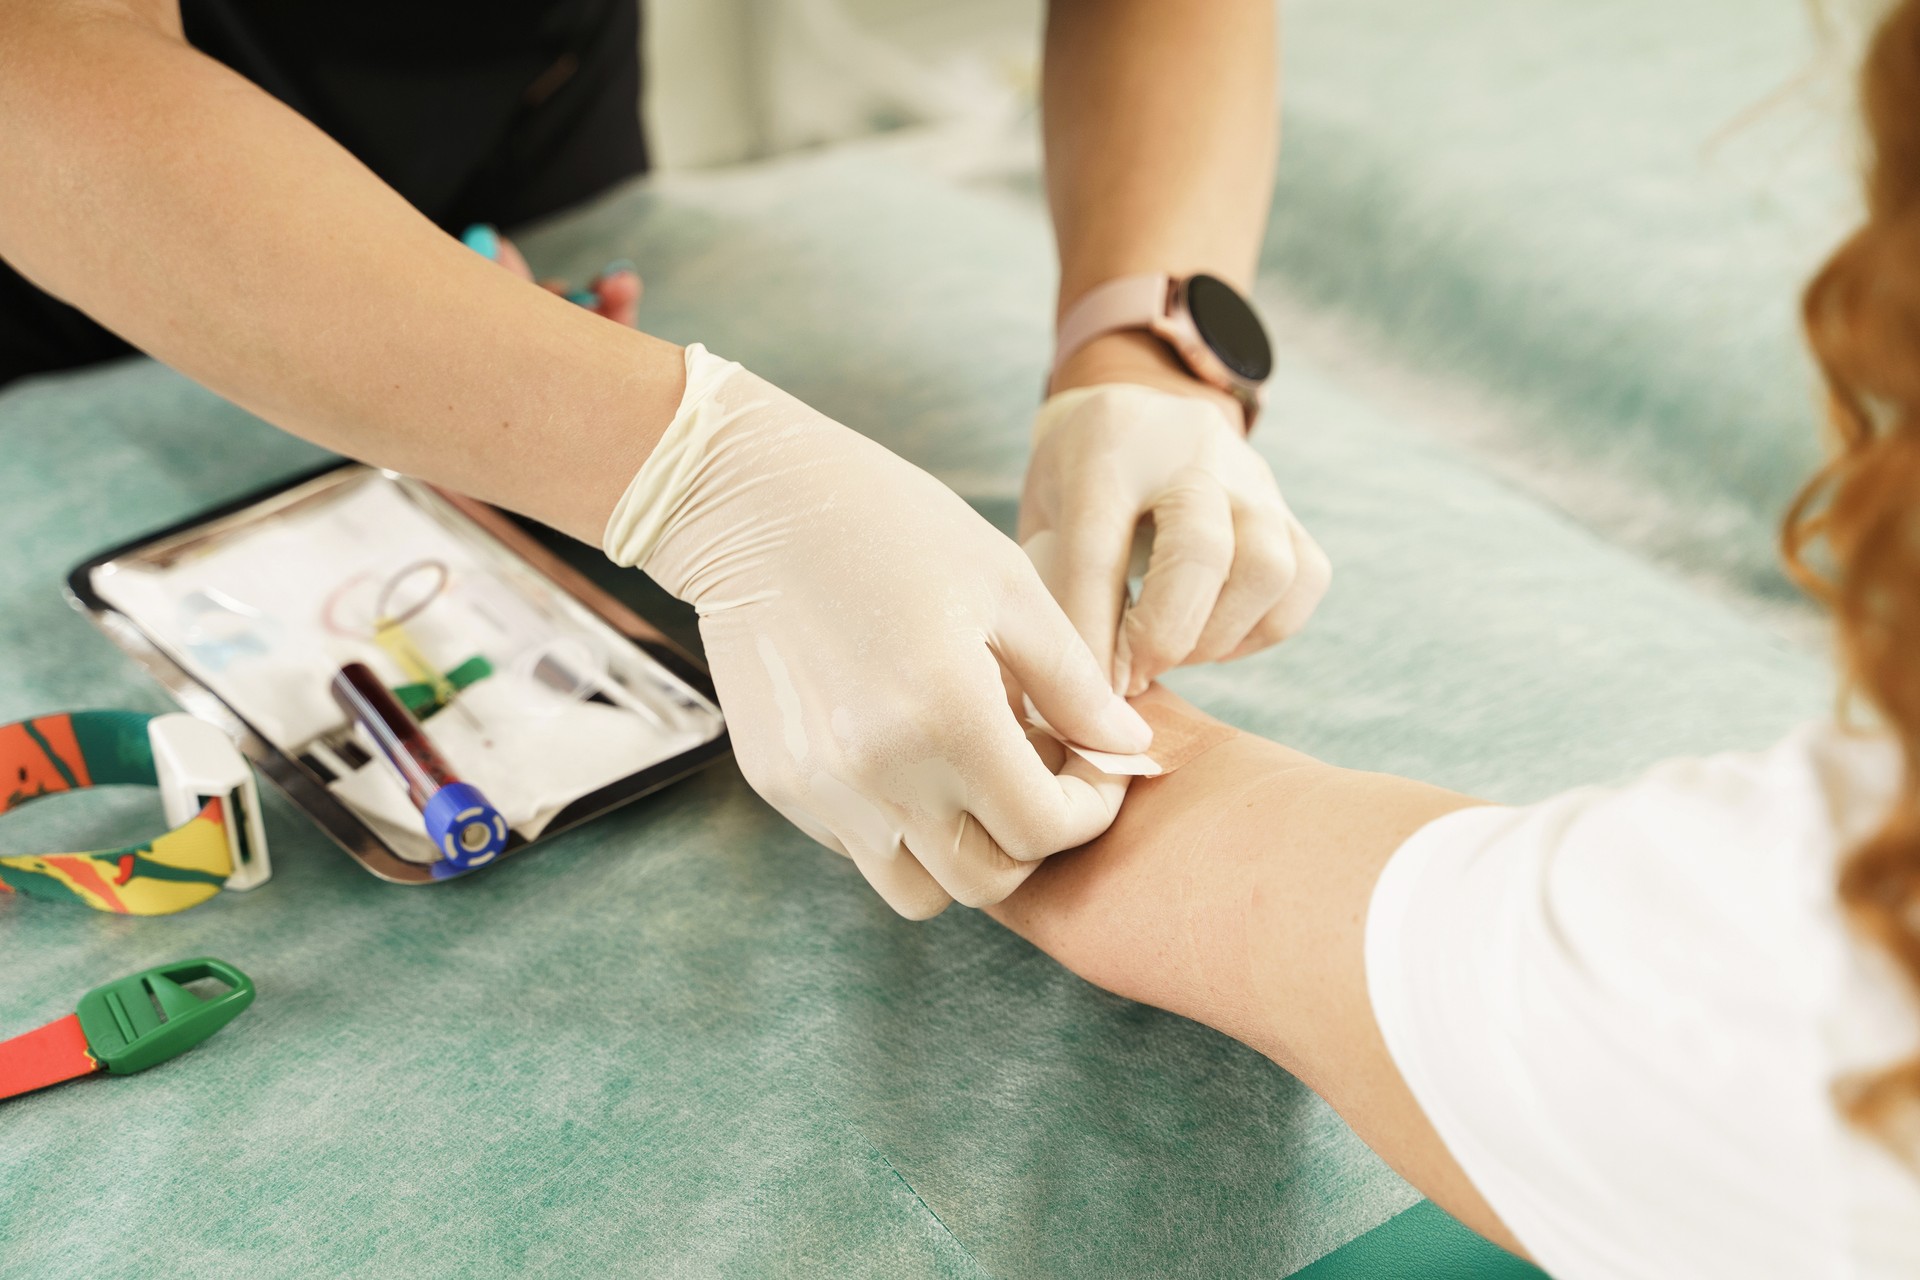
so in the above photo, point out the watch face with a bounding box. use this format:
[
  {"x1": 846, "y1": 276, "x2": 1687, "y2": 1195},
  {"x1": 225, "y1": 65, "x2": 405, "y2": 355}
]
[{"x1": 1186, "y1": 274, "x2": 1273, "y2": 382}]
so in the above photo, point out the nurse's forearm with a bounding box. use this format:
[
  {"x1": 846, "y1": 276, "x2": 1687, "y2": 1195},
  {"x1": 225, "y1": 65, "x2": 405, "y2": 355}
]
[
  {"x1": 0, "y1": 1, "x2": 681, "y2": 543},
  {"x1": 987, "y1": 688, "x2": 1521, "y2": 1253},
  {"x1": 1042, "y1": 0, "x2": 1277, "y2": 399}
]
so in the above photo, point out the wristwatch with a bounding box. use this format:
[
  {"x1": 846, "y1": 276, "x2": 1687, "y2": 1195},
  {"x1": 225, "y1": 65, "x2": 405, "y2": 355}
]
[{"x1": 1050, "y1": 273, "x2": 1274, "y2": 429}]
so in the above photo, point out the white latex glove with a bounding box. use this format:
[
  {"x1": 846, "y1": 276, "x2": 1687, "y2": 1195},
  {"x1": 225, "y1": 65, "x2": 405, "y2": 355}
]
[
  {"x1": 1018, "y1": 383, "x2": 1331, "y2": 696},
  {"x1": 605, "y1": 346, "x2": 1152, "y2": 919}
]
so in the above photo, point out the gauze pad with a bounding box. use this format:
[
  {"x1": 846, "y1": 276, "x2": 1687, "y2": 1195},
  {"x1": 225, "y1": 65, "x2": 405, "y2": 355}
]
[
  {"x1": 1024, "y1": 696, "x2": 1162, "y2": 776},
  {"x1": 1024, "y1": 690, "x2": 1233, "y2": 778}
]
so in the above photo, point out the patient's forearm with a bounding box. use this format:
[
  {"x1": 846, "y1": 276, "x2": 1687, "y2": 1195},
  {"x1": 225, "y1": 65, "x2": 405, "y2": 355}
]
[
  {"x1": 989, "y1": 690, "x2": 1519, "y2": 1251},
  {"x1": 0, "y1": 1, "x2": 682, "y2": 543}
]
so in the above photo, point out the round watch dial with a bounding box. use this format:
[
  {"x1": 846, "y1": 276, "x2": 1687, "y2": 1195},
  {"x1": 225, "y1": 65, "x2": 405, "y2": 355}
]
[{"x1": 1186, "y1": 274, "x2": 1273, "y2": 383}]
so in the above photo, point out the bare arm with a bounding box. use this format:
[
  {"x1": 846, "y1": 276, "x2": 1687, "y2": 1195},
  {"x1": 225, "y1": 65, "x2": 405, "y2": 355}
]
[
  {"x1": 1027, "y1": 2, "x2": 1328, "y2": 694},
  {"x1": 989, "y1": 686, "x2": 1526, "y2": 1256},
  {"x1": 1042, "y1": 0, "x2": 1277, "y2": 410},
  {"x1": 0, "y1": 0, "x2": 681, "y2": 542}
]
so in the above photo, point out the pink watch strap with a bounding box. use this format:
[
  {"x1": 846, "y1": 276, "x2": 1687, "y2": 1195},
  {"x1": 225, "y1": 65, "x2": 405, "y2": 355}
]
[{"x1": 1050, "y1": 274, "x2": 1173, "y2": 388}]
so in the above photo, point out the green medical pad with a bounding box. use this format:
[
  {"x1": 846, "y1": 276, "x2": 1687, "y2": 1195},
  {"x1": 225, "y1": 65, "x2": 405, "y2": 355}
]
[{"x1": 1264, "y1": 0, "x2": 1848, "y2": 604}]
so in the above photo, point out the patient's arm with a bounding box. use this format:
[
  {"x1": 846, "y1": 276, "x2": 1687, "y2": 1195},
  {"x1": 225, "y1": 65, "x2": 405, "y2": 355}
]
[{"x1": 990, "y1": 686, "x2": 1523, "y2": 1255}]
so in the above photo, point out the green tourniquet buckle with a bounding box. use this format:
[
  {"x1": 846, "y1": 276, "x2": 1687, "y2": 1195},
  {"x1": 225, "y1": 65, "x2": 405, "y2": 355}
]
[{"x1": 73, "y1": 958, "x2": 254, "y2": 1075}]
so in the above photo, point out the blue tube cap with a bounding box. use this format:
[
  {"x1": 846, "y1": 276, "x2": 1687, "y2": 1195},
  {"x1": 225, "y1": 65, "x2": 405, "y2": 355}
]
[{"x1": 422, "y1": 782, "x2": 509, "y2": 869}]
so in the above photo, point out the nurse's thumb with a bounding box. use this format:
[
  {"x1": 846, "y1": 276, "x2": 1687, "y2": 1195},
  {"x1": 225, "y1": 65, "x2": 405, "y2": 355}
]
[
  {"x1": 1024, "y1": 518, "x2": 1132, "y2": 690},
  {"x1": 995, "y1": 576, "x2": 1153, "y2": 756}
]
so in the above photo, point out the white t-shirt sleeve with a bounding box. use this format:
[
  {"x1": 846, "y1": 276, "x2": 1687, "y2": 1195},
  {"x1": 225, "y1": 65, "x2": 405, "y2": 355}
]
[{"x1": 1365, "y1": 724, "x2": 1920, "y2": 1280}]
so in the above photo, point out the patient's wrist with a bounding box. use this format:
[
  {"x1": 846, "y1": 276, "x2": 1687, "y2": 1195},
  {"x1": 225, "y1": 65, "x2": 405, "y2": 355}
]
[
  {"x1": 1049, "y1": 330, "x2": 1247, "y2": 430},
  {"x1": 987, "y1": 689, "x2": 1284, "y2": 1040}
]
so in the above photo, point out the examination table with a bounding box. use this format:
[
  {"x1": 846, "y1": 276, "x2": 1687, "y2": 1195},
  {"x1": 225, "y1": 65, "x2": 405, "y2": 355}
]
[{"x1": 1, "y1": 1, "x2": 1838, "y2": 1273}]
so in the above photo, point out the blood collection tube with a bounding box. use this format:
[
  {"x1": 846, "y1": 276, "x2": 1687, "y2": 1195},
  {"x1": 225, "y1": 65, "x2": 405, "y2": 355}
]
[{"x1": 330, "y1": 661, "x2": 509, "y2": 869}]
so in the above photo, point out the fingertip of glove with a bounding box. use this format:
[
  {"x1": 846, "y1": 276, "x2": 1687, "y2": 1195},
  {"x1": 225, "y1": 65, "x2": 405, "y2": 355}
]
[
  {"x1": 889, "y1": 890, "x2": 954, "y2": 922},
  {"x1": 1102, "y1": 694, "x2": 1154, "y2": 754}
]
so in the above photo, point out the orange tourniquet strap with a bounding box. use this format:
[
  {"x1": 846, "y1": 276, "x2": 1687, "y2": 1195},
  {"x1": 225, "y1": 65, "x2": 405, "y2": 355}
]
[{"x1": 0, "y1": 1013, "x2": 99, "y2": 1099}]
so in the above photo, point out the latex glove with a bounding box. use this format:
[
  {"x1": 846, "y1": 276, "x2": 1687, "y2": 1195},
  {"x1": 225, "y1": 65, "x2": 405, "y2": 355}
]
[
  {"x1": 1018, "y1": 383, "x2": 1331, "y2": 696},
  {"x1": 605, "y1": 346, "x2": 1152, "y2": 919}
]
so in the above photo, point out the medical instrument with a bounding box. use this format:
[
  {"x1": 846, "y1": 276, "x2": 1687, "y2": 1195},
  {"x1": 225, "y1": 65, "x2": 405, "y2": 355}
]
[
  {"x1": 72, "y1": 464, "x2": 729, "y2": 885},
  {"x1": 0, "y1": 710, "x2": 268, "y2": 914},
  {"x1": 178, "y1": 588, "x2": 273, "y2": 671},
  {"x1": 519, "y1": 637, "x2": 670, "y2": 730},
  {"x1": 0, "y1": 959, "x2": 254, "y2": 1100},
  {"x1": 329, "y1": 662, "x2": 508, "y2": 868},
  {"x1": 327, "y1": 559, "x2": 493, "y2": 742},
  {"x1": 524, "y1": 636, "x2": 707, "y2": 719},
  {"x1": 393, "y1": 655, "x2": 492, "y2": 720},
  {"x1": 375, "y1": 617, "x2": 488, "y2": 736}
]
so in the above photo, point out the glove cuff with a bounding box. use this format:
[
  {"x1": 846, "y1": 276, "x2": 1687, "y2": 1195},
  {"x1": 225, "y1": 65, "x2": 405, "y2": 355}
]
[
  {"x1": 1031, "y1": 382, "x2": 1241, "y2": 450},
  {"x1": 1030, "y1": 384, "x2": 1109, "y2": 448},
  {"x1": 602, "y1": 342, "x2": 744, "y2": 580}
]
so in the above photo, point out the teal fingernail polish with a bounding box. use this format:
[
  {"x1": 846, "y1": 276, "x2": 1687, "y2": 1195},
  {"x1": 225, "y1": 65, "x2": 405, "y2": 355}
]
[
  {"x1": 461, "y1": 224, "x2": 500, "y2": 260},
  {"x1": 566, "y1": 288, "x2": 599, "y2": 307},
  {"x1": 600, "y1": 258, "x2": 636, "y2": 278}
]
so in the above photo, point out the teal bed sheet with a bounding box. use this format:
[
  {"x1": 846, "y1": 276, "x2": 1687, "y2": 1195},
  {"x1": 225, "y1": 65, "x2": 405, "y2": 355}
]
[
  {"x1": 1263, "y1": 0, "x2": 1852, "y2": 605},
  {"x1": 0, "y1": 56, "x2": 1830, "y2": 1280}
]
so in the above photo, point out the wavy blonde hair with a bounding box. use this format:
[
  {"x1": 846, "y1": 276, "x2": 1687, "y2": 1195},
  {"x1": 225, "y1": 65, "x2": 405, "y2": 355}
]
[{"x1": 1786, "y1": 0, "x2": 1920, "y2": 1151}]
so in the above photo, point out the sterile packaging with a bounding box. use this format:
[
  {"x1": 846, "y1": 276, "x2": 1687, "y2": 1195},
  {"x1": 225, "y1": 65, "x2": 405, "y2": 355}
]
[{"x1": 67, "y1": 464, "x2": 728, "y2": 883}]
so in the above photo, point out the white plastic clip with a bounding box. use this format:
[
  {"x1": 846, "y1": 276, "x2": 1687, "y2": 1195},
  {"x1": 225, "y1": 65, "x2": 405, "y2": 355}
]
[{"x1": 150, "y1": 713, "x2": 272, "y2": 892}]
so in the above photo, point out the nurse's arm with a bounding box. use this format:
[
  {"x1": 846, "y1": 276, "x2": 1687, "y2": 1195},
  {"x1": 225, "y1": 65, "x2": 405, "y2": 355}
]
[
  {"x1": 0, "y1": 0, "x2": 680, "y2": 543},
  {"x1": 1041, "y1": 0, "x2": 1276, "y2": 407},
  {"x1": 986, "y1": 686, "x2": 1526, "y2": 1256}
]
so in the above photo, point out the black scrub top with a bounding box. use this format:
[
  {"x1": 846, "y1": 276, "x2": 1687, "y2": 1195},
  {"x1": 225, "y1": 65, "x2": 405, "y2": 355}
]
[{"x1": 0, "y1": 0, "x2": 647, "y2": 386}]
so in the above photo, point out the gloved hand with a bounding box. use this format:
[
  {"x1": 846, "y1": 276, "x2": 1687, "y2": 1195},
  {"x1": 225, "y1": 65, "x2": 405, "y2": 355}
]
[
  {"x1": 1018, "y1": 383, "x2": 1331, "y2": 696},
  {"x1": 605, "y1": 346, "x2": 1152, "y2": 918}
]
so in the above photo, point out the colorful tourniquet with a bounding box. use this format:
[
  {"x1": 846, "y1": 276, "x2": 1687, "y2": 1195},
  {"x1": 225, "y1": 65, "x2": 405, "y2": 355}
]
[
  {"x1": 0, "y1": 958, "x2": 255, "y2": 1100},
  {"x1": 0, "y1": 711, "x2": 233, "y2": 915}
]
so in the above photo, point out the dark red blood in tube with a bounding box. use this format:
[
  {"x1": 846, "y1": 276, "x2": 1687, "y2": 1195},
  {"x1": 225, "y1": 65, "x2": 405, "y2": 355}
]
[{"x1": 330, "y1": 661, "x2": 460, "y2": 812}]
